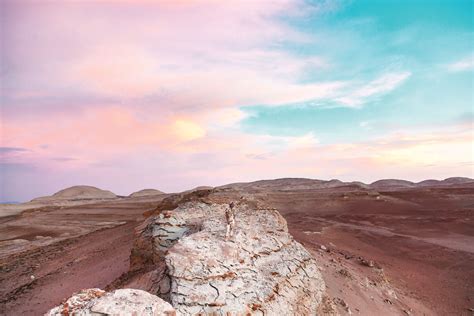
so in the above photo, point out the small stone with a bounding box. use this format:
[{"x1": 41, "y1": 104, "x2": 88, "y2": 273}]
[
  {"x1": 320, "y1": 245, "x2": 327, "y2": 251},
  {"x1": 334, "y1": 297, "x2": 351, "y2": 314},
  {"x1": 30, "y1": 275, "x2": 35, "y2": 280},
  {"x1": 358, "y1": 257, "x2": 375, "y2": 267},
  {"x1": 338, "y1": 268, "x2": 351, "y2": 278}
]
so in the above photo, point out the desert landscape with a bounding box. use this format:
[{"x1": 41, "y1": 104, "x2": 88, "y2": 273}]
[
  {"x1": 2, "y1": 1, "x2": 473, "y2": 314},
  {"x1": 1, "y1": 177, "x2": 473, "y2": 315}
]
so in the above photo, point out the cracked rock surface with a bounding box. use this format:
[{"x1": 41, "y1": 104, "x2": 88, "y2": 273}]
[
  {"x1": 129, "y1": 201, "x2": 325, "y2": 315},
  {"x1": 45, "y1": 288, "x2": 176, "y2": 316}
]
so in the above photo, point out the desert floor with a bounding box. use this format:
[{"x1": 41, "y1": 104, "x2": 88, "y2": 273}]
[{"x1": 1, "y1": 185, "x2": 473, "y2": 315}]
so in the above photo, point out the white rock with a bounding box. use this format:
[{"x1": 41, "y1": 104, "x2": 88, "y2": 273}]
[
  {"x1": 45, "y1": 288, "x2": 176, "y2": 316},
  {"x1": 131, "y1": 201, "x2": 325, "y2": 315}
]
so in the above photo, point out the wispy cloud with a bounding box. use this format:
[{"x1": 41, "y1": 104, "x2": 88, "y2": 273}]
[
  {"x1": 0, "y1": 147, "x2": 28, "y2": 154},
  {"x1": 447, "y1": 54, "x2": 474, "y2": 72},
  {"x1": 2, "y1": 0, "x2": 331, "y2": 107},
  {"x1": 335, "y1": 71, "x2": 411, "y2": 107},
  {"x1": 51, "y1": 157, "x2": 77, "y2": 162},
  {"x1": 1, "y1": 0, "x2": 472, "y2": 201}
]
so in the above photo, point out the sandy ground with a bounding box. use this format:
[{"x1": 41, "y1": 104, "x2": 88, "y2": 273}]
[{"x1": 1, "y1": 185, "x2": 473, "y2": 315}]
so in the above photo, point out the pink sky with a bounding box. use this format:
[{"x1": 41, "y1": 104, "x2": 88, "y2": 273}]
[{"x1": 1, "y1": 0, "x2": 473, "y2": 201}]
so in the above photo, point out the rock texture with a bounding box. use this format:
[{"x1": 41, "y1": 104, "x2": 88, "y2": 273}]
[
  {"x1": 128, "y1": 200, "x2": 325, "y2": 315},
  {"x1": 45, "y1": 288, "x2": 176, "y2": 315}
]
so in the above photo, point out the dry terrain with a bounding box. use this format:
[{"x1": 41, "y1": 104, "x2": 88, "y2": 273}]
[{"x1": 1, "y1": 179, "x2": 473, "y2": 315}]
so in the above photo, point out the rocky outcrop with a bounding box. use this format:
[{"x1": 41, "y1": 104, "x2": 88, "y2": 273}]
[
  {"x1": 45, "y1": 288, "x2": 176, "y2": 316},
  {"x1": 127, "y1": 200, "x2": 325, "y2": 315}
]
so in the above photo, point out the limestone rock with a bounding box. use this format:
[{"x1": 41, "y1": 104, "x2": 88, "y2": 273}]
[
  {"x1": 129, "y1": 201, "x2": 325, "y2": 315},
  {"x1": 45, "y1": 288, "x2": 176, "y2": 316}
]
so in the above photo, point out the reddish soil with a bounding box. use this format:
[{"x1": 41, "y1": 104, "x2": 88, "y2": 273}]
[
  {"x1": 0, "y1": 198, "x2": 164, "y2": 316},
  {"x1": 1, "y1": 183, "x2": 473, "y2": 315},
  {"x1": 268, "y1": 186, "x2": 474, "y2": 315},
  {"x1": 0, "y1": 222, "x2": 136, "y2": 315}
]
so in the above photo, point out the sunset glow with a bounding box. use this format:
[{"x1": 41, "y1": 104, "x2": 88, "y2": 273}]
[{"x1": 1, "y1": 0, "x2": 473, "y2": 201}]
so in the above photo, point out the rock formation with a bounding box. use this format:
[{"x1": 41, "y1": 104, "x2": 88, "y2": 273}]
[
  {"x1": 126, "y1": 199, "x2": 325, "y2": 315},
  {"x1": 45, "y1": 288, "x2": 176, "y2": 316}
]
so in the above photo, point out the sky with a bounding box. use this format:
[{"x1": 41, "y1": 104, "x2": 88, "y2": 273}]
[{"x1": 1, "y1": 0, "x2": 473, "y2": 202}]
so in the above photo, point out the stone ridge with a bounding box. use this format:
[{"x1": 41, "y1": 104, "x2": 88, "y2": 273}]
[{"x1": 130, "y1": 201, "x2": 325, "y2": 315}]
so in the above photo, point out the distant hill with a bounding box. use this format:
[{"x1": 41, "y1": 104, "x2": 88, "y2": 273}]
[
  {"x1": 369, "y1": 177, "x2": 474, "y2": 190},
  {"x1": 219, "y1": 178, "x2": 369, "y2": 191},
  {"x1": 217, "y1": 177, "x2": 474, "y2": 192},
  {"x1": 417, "y1": 177, "x2": 474, "y2": 187},
  {"x1": 441, "y1": 177, "x2": 474, "y2": 185},
  {"x1": 129, "y1": 189, "x2": 165, "y2": 197},
  {"x1": 369, "y1": 179, "x2": 415, "y2": 190},
  {"x1": 32, "y1": 185, "x2": 117, "y2": 202}
]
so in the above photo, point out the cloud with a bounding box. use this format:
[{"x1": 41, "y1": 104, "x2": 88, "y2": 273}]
[
  {"x1": 0, "y1": 147, "x2": 30, "y2": 162},
  {"x1": 335, "y1": 71, "x2": 411, "y2": 107},
  {"x1": 2, "y1": 0, "x2": 345, "y2": 116},
  {"x1": 172, "y1": 120, "x2": 206, "y2": 142},
  {"x1": 51, "y1": 157, "x2": 77, "y2": 162},
  {"x1": 0, "y1": 147, "x2": 28, "y2": 154},
  {"x1": 1, "y1": 0, "x2": 472, "y2": 201},
  {"x1": 359, "y1": 121, "x2": 371, "y2": 129},
  {"x1": 3, "y1": 111, "x2": 472, "y2": 201},
  {"x1": 447, "y1": 54, "x2": 474, "y2": 72}
]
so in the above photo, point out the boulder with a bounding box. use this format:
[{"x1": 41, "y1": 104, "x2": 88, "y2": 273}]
[
  {"x1": 45, "y1": 288, "x2": 176, "y2": 316},
  {"x1": 128, "y1": 201, "x2": 325, "y2": 315}
]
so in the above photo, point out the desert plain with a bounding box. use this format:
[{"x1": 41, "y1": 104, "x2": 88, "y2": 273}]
[{"x1": 0, "y1": 178, "x2": 473, "y2": 315}]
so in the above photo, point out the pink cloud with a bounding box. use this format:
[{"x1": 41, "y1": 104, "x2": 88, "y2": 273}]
[
  {"x1": 2, "y1": 104, "x2": 472, "y2": 200},
  {"x1": 1, "y1": 1, "x2": 472, "y2": 201},
  {"x1": 2, "y1": 0, "x2": 339, "y2": 106}
]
